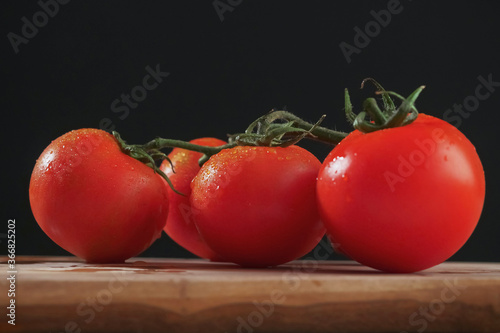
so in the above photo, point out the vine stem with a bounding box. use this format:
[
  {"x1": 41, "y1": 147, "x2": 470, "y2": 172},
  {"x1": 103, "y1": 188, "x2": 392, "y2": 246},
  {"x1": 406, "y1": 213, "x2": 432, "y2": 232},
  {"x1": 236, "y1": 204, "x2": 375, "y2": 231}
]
[
  {"x1": 112, "y1": 110, "x2": 350, "y2": 192},
  {"x1": 252, "y1": 110, "x2": 348, "y2": 145},
  {"x1": 142, "y1": 138, "x2": 236, "y2": 156}
]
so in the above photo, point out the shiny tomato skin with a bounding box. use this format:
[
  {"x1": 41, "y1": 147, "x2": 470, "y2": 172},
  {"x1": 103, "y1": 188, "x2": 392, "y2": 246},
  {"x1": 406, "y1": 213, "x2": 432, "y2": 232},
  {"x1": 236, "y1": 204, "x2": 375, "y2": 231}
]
[
  {"x1": 160, "y1": 137, "x2": 226, "y2": 260},
  {"x1": 29, "y1": 129, "x2": 169, "y2": 263},
  {"x1": 190, "y1": 145, "x2": 325, "y2": 267},
  {"x1": 317, "y1": 114, "x2": 485, "y2": 273}
]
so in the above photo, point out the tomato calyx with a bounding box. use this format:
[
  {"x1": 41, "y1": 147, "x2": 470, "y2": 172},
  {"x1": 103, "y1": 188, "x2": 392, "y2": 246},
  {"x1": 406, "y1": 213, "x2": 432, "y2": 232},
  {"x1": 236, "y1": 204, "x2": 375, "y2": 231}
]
[
  {"x1": 345, "y1": 78, "x2": 426, "y2": 133},
  {"x1": 113, "y1": 132, "x2": 238, "y2": 194},
  {"x1": 112, "y1": 132, "x2": 183, "y2": 194}
]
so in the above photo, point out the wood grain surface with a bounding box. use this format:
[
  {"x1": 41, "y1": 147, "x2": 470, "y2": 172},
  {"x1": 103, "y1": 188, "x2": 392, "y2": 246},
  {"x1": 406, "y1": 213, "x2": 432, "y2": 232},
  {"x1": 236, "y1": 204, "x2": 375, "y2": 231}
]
[{"x1": 1, "y1": 256, "x2": 500, "y2": 333}]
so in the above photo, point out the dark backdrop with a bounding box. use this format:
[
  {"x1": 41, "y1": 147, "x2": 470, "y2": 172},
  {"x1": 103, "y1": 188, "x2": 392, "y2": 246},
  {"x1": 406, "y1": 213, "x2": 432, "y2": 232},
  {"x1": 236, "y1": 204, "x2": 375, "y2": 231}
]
[{"x1": 2, "y1": 1, "x2": 499, "y2": 262}]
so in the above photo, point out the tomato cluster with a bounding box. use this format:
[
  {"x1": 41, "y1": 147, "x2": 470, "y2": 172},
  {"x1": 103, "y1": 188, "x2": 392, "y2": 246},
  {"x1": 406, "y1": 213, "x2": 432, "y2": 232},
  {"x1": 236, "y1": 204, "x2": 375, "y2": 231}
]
[{"x1": 29, "y1": 83, "x2": 486, "y2": 272}]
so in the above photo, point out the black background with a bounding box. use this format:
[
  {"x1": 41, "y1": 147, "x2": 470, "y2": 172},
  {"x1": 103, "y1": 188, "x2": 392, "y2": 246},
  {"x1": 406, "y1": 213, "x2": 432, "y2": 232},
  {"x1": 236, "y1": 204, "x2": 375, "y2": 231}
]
[{"x1": 2, "y1": 1, "x2": 499, "y2": 262}]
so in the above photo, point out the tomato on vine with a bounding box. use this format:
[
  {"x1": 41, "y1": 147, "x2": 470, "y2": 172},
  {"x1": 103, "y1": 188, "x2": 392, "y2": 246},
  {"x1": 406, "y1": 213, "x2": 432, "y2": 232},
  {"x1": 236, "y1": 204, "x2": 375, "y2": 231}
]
[
  {"x1": 109, "y1": 111, "x2": 345, "y2": 267},
  {"x1": 190, "y1": 145, "x2": 326, "y2": 267},
  {"x1": 29, "y1": 129, "x2": 169, "y2": 263},
  {"x1": 30, "y1": 79, "x2": 484, "y2": 273},
  {"x1": 317, "y1": 80, "x2": 486, "y2": 273},
  {"x1": 160, "y1": 137, "x2": 226, "y2": 260}
]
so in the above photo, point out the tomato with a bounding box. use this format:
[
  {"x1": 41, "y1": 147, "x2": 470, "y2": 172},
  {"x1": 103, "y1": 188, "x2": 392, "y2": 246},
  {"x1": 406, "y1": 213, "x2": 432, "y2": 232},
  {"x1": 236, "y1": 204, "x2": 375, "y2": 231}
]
[
  {"x1": 190, "y1": 145, "x2": 325, "y2": 267},
  {"x1": 29, "y1": 129, "x2": 169, "y2": 263},
  {"x1": 317, "y1": 114, "x2": 485, "y2": 273},
  {"x1": 160, "y1": 137, "x2": 226, "y2": 260}
]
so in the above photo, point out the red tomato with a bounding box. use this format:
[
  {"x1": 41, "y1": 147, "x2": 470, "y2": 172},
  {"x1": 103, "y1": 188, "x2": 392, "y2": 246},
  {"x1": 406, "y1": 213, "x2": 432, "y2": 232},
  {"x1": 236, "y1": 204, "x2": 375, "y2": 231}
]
[
  {"x1": 190, "y1": 145, "x2": 325, "y2": 267},
  {"x1": 317, "y1": 114, "x2": 485, "y2": 273},
  {"x1": 29, "y1": 129, "x2": 169, "y2": 263},
  {"x1": 160, "y1": 137, "x2": 226, "y2": 260}
]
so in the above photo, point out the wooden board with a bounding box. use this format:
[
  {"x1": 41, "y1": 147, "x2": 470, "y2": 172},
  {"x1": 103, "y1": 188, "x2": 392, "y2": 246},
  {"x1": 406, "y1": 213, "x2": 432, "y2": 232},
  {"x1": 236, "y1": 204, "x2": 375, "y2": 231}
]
[{"x1": 1, "y1": 256, "x2": 500, "y2": 333}]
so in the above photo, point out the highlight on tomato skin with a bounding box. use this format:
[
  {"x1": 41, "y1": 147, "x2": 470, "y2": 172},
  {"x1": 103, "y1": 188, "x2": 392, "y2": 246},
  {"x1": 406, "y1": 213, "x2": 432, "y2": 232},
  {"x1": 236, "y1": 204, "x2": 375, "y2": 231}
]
[
  {"x1": 160, "y1": 137, "x2": 226, "y2": 261},
  {"x1": 189, "y1": 145, "x2": 326, "y2": 268},
  {"x1": 29, "y1": 128, "x2": 170, "y2": 263},
  {"x1": 316, "y1": 113, "x2": 486, "y2": 273}
]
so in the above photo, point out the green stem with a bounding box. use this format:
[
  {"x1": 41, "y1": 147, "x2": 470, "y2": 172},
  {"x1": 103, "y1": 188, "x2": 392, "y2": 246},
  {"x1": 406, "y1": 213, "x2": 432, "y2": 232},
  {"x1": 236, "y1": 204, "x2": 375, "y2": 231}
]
[
  {"x1": 262, "y1": 110, "x2": 348, "y2": 145},
  {"x1": 112, "y1": 110, "x2": 350, "y2": 193},
  {"x1": 361, "y1": 78, "x2": 395, "y2": 112},
  {"x1": 353, "y1": 111, "x2": 383, "y2": 133},
  {"x1": 142, "y1": 138, "x2": 236, "y2": 156},
  {"x1": 362, "y1": 98, "x2": 387, "y2": 125},
  {"x1": 382, "y1": 86, "x2": 425, "y2": 127},
  {"x1": 346, "y1": 80, "x2": 425, "y2": 133},
  {"x1": 345, "y1": 88, "x2": 356, "y2": 124}
]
